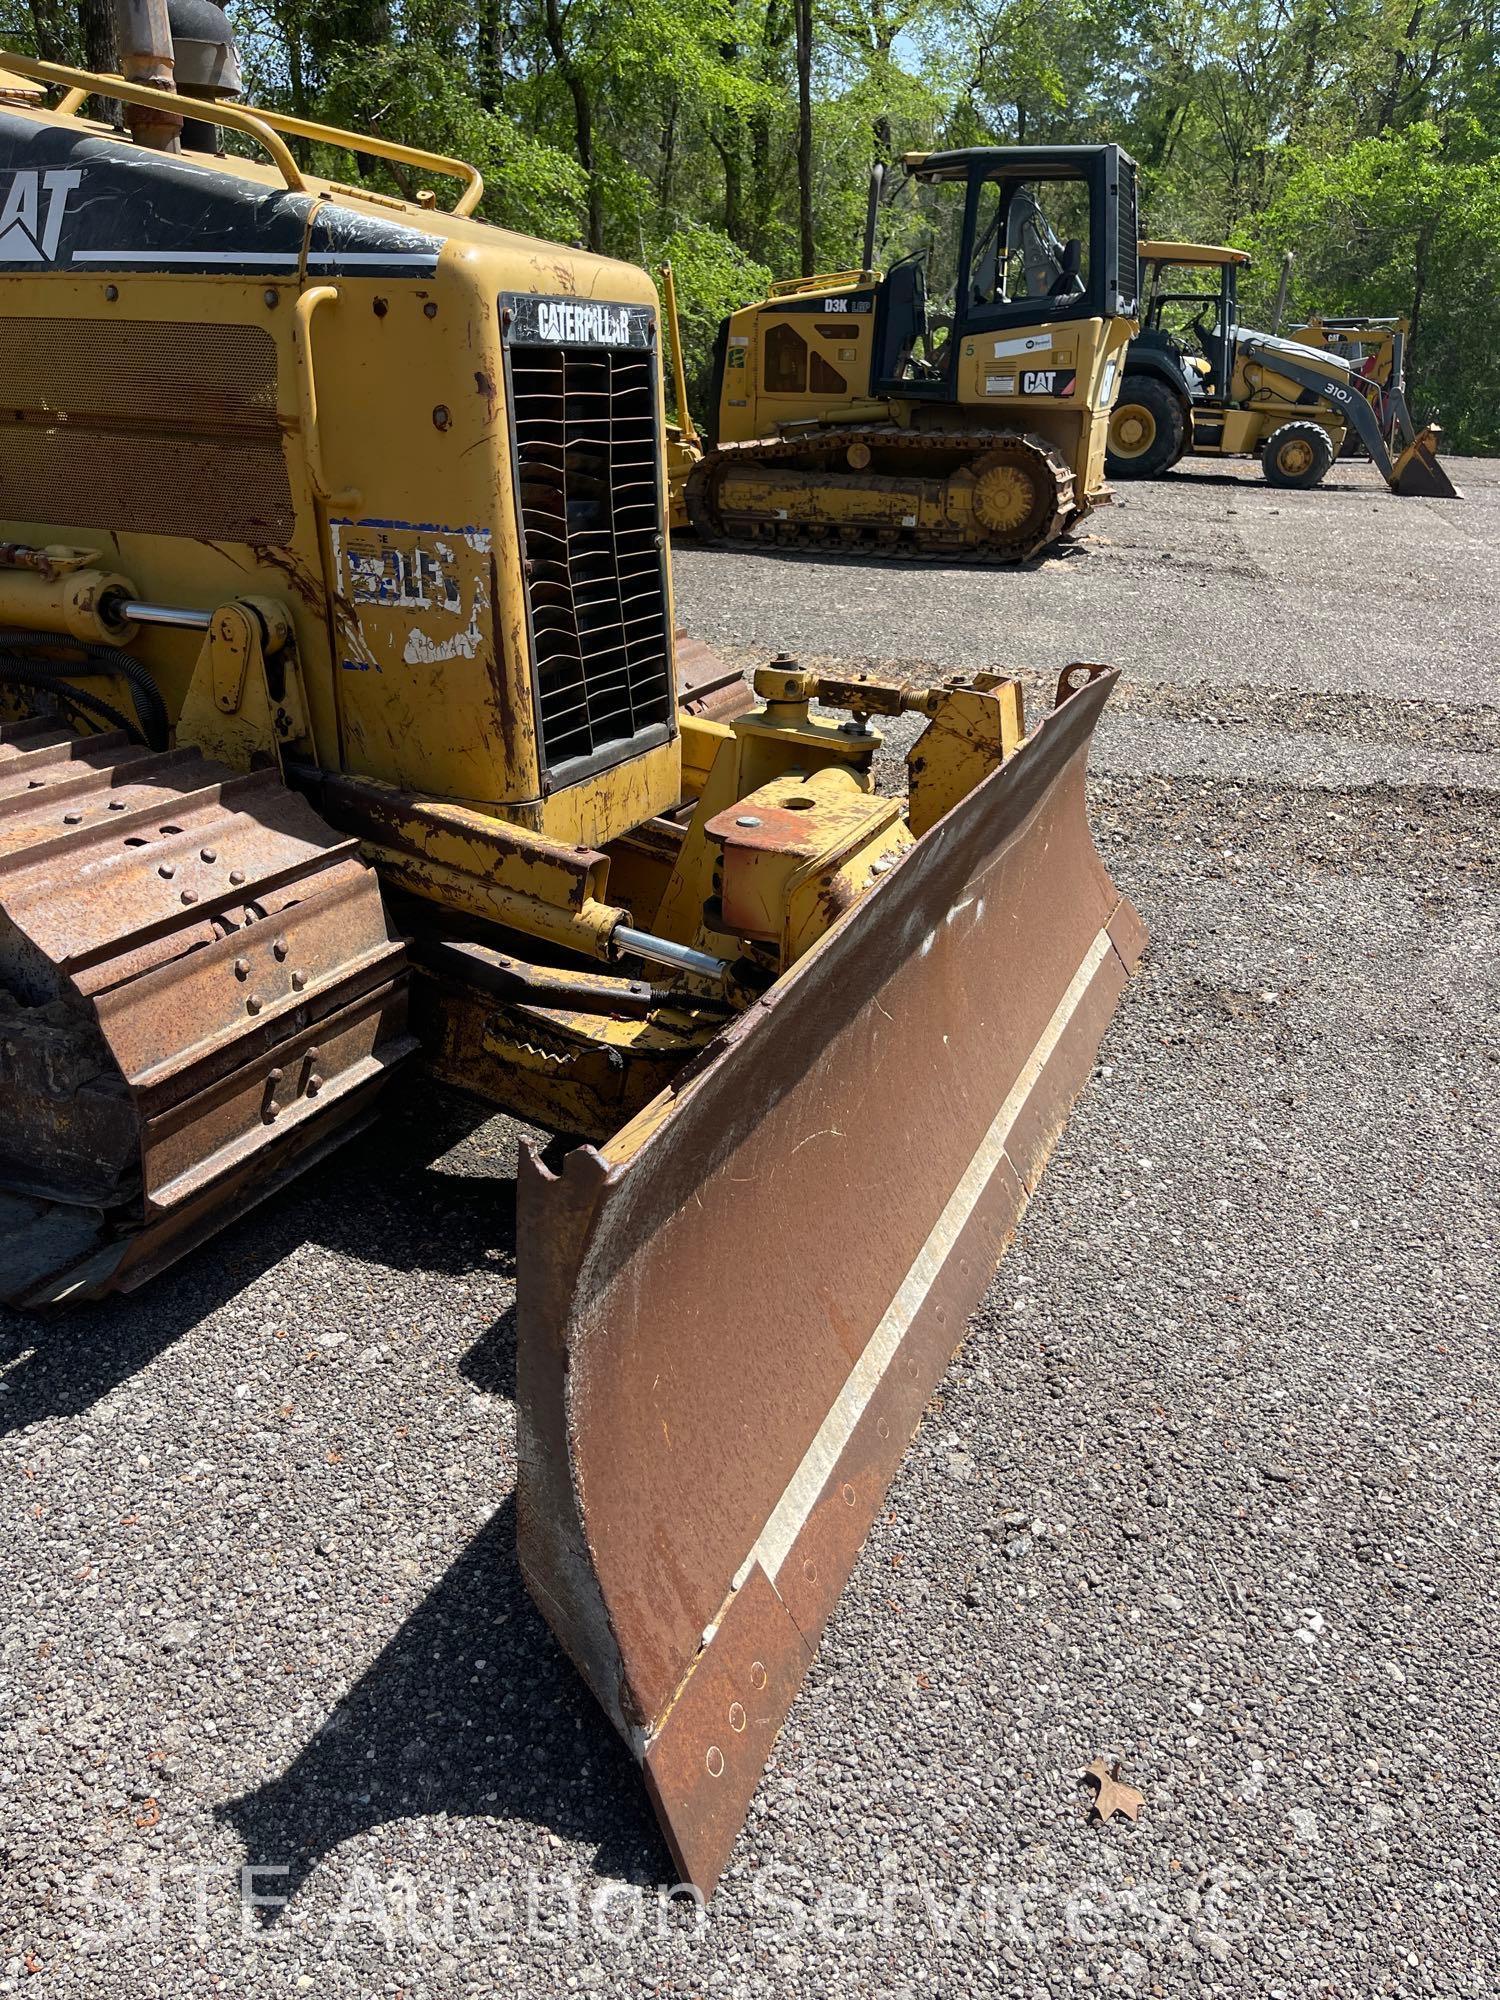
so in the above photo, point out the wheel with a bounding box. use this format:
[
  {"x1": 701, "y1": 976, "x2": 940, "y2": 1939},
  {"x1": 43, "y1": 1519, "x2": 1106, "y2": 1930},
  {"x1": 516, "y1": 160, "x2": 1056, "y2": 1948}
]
[
  {"x1": 1105, "y1": 375, "x2": 1188, "y2": 479},
  {"x1": 1261, "y1": 420, "x2": 1335, "y2": 489}
]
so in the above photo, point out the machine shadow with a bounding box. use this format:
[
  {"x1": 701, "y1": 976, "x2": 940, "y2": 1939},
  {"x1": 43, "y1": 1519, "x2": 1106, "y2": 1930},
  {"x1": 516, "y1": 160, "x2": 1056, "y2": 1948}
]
[
  {"x1": 461, "y1": 1301, "x2": 518, "y2": 1403},
  {"x1": 0, "y1": 1079, "x2": 515, "y2": 1438},
  {"x1": 218, "y1": 1495, "x2": 665, "y2": 1912},
  {"x1": 1148, "y1": 464, "x2": 1374, "y2": 492},
  {"x1": 672, "y1": 534, "x2": 1080, "y2": 574}
]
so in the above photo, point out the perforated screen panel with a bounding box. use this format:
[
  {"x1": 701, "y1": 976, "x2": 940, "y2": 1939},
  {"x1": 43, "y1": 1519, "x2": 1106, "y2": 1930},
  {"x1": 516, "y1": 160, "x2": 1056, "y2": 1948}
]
[
  {"x1": 0, "y1": 318, "x2": 295, "y2": 543},
  {"x1": 1115, "y1": 164, "x2": 1140, "y2": 316}
]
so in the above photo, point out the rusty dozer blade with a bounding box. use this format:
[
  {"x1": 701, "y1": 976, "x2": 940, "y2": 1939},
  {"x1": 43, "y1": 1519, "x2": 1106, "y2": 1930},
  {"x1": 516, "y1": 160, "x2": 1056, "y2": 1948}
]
[
  {"x1": 1390, "y1": 424, "x2": 1461, "y2": 499},
  {"x1": 517, "y1": 668, "x2": 1143, "y2": 1895}
]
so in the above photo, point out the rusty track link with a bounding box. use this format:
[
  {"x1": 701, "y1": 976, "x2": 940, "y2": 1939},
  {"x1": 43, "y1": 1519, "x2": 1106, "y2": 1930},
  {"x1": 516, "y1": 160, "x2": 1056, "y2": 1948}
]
[
  {"x1": 685, "y1": 424, "x2": 1079, "y2": 564},
  {"x1": 0, "y1": 716, "x2": 415, "y2": 1306}
]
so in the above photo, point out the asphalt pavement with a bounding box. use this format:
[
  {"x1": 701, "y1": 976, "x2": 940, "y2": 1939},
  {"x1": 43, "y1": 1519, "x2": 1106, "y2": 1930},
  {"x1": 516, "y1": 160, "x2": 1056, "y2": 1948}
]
[{"x1": 2, "y1": 456, "x2": 1496, "y2": 1997}]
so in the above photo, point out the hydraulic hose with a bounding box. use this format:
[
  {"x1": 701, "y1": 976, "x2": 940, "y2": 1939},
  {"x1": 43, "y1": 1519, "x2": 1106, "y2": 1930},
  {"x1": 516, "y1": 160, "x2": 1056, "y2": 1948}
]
[
  {"x1": 0, "y1": 629, "x2": 168, "y2": 749},
  {"x1": 0, "y1": 659, "x2": 142, "y2": 741}
]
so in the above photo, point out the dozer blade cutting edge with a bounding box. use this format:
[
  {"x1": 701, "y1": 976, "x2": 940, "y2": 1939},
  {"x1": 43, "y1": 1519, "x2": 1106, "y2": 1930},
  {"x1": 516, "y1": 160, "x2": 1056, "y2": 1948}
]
[{"x1": 517, "y1": 666, "x2": 1144, "y2": 1895}]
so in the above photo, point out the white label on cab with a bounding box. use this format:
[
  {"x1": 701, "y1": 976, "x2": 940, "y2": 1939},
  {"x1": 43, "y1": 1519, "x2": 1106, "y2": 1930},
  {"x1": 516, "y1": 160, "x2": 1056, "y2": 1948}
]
[{"x1": 993, "y1": 331, "x2": 1052, "y2": 358}]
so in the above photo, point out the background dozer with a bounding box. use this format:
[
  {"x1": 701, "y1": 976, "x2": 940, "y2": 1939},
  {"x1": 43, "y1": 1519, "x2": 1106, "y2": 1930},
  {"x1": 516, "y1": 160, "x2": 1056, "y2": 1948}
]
[
  {"x1": 0, "y1": 16, "x2": 1142, "y2": 1895},
  {"x1": 1105, "y1": 240, "x2": 1458, "y2": 497},
  {"x1": 672, "y1": 144, "x2": 1140, "y2": 562}
]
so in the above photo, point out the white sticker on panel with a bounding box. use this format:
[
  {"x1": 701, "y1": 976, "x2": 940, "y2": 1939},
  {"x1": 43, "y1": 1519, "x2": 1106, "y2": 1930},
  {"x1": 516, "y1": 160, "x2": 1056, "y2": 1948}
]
[{"x1": 993, "y1": 331, "x2": 1053, "y2": 359}]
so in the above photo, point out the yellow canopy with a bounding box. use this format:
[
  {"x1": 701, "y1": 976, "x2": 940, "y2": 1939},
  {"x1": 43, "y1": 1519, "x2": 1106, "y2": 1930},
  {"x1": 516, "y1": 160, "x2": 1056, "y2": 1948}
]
[{"x1": 1139, "y1": 240, "x2": 1251, "y2": 267}]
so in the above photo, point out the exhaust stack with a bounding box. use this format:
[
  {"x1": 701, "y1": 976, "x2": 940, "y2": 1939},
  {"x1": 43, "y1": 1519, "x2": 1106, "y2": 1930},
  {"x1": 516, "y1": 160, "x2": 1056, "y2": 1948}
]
[
  {"x1": 861, "y1": 161, "x2": 885, "y2": 275},
  {"x1": 1270, "y1": 249, "x2": 1294, "y2": 336},
  {"x1": 167, "y1": 0, "x2": 244, "y2": 150},
  {"x1": 110, "y1": 0, "x2": 182, "y2": 149}
]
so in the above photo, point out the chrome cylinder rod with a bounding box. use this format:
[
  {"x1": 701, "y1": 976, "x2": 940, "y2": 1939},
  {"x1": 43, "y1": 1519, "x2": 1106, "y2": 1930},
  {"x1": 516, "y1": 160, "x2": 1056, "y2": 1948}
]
[
  {"x1": 118, "y1": 601, "x2": 213, "y2": 631},
  {"x1": 611, "y1": 925, "x2": 730, "y2": 983}
]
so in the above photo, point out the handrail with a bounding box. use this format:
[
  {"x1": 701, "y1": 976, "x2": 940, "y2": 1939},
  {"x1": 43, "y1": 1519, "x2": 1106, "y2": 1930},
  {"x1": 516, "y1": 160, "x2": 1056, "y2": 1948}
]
[
  {"x1": 293, "y1": 287, "x2": 362, "y2": 513},
  {"x1": 237, "y1": 101, "x2": 484, "y2": 217},
  {"x1": 0, "y1": 50, "x2": 306, "y2": 191},
  {"x1": 768, "y1": 268, "x2": 864, "y2": 297},
  {"x1": 0, "y1": 49, "x2": 484, "y2": 216}
]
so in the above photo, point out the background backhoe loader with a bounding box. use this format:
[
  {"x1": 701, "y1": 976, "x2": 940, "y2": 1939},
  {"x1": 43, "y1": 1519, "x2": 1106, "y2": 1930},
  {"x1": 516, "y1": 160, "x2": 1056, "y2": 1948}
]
[
  {"x1": 0, "y1": 11, "x2": 1141, "y2": 1897},
  {"x1": 1105, "y1": 240, "x2": 1458, "y2": 497},
  {"x1": 668, "y1": 145, "x2": 1141, "y2": 562}
]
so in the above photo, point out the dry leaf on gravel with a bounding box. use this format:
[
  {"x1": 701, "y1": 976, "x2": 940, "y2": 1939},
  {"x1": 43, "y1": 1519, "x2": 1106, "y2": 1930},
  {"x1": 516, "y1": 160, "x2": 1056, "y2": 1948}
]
[{"x1": 1084, "y1": 1757, "x2": 1145, "y2": 1824}]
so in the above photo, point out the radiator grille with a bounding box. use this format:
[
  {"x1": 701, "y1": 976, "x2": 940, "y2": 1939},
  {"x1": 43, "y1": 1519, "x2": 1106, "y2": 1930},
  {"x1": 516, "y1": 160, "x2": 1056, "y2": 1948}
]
[
  {"x1": 0, "y1": 318, "x2": 294, "y2": 543},
  {"x1": 507, "y1": 339, "x2": 672, "y2": 782}
]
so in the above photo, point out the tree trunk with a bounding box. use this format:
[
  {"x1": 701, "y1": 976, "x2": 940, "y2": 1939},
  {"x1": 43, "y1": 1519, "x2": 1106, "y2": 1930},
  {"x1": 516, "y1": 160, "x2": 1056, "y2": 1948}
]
[
  {"x1": 26, "y1": 0, "x2": 71, "y2": 61},
  {"x1": 794, "y1": 0, "x2": 813, "y2": 274},
  {"x1": 76, "y1": 0, "x2": 118, "y2": 121},
  {"x1": 79, "y1": 0, "x2": 113, "y2": 69},
  {"x1": 543, "y1": 0, "x2": 604, "y2": 251},
  {"x1": 749, "y1": 0, "x2": 789, "y2": 260},
  {"x1": 710, "y1": 127, "x2": 745, "y2": 246},
  {"x1": 658, "y1": 91, "x2": 678, "y2": 217},
  {"x1": 477, "y1": 0, "x2": 504, "y2": 110}
]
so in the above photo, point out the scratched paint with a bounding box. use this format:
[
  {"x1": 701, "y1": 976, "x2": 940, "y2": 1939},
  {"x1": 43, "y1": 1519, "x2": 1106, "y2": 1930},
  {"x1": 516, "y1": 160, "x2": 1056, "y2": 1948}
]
[
  {"x1": 403, "y1": 594, "x2": 486, "y2": 665},
  {"x1": 325, "y1": 517, "x2": 506, "y2": 794}
]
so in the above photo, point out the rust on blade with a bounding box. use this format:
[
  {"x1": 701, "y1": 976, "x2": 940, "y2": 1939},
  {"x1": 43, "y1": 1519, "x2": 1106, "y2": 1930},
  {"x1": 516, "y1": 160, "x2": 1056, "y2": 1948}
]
[
  {"x1": 674, "y1": 630, "x2": 754, "y2": 722},
  {"x1": 516, "y1": 667, "x2": 1143, "y2": 1894}
]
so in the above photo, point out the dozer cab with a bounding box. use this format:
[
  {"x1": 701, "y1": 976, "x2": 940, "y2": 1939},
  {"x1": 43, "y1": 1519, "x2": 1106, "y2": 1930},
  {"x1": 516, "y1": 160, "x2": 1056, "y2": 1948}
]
[
  {"x1": 1105, "y1": 241, "x2": 1458, "y2": 498},
  {"x1": 675, "y1": 145, "x2": 1140, "y2": 562},
  {"x1": 0, "y1": 20, "x2": 1143, "y2": 1897}
]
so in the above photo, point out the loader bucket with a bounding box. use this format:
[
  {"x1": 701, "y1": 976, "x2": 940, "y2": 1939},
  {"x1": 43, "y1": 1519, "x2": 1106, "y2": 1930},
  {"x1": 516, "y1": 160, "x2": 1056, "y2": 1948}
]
[
  {"x1": 516, "y1": 668, "x2": 1143, "y2": 1895},
  {"x1": 1391, "y1": 424, "x2": 1460, "y2": 499}
]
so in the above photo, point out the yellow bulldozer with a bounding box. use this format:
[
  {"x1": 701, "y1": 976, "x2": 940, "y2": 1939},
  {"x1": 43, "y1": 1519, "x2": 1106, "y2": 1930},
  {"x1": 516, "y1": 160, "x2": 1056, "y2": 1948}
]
[
  {"x1": 0, "y1": 19, "x2": 1143, "y2": 1896},
  {"x1": 665, "y1": 145, "x2": 1141, "y2": 562},
  {"x1": 1105, "y1": 240, "x2": 1458, "y2": 497}
]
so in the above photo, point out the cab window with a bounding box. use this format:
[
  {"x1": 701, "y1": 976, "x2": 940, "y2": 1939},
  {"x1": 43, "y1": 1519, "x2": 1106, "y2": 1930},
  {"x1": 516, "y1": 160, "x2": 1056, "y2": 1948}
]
[
  {"x1": 968, "y1": 175, "x2": 1091, "y2": 317},
  {"x1": 1143, "y1": 261, "x2": 1225, "y2": 342},
  {"x1": 764, "y1": 321, "x2": 807, "y2": 392},
  {"x1": 764, "y1": 320, "x2": 849, "y2": 395}
]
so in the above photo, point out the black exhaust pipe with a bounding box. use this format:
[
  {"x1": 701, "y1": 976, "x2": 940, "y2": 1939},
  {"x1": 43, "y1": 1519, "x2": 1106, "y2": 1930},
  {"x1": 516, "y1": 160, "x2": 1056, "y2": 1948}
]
[
  {"x1": 861, "y1": 161, "x2": 885, "y2": 275},
  {"x1": 167, "y1": 0, "x2": 244, "y2": 152}
]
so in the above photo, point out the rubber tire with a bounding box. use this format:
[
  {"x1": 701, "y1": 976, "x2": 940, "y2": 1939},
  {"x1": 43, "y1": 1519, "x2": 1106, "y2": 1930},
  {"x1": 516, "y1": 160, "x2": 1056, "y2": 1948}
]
[
  {"x1": 1105, "y1": 375, "x2": 1188, "y2": 479},
  {"x1": 1261, "y1": 420, "x2": 1335, "y2": 490}
]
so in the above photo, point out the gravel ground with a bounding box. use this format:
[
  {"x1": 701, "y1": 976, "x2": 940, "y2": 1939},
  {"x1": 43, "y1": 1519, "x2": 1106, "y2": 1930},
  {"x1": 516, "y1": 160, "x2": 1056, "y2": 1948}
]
[{"x1": 3, "y1": 457, "x2": 1497, "y2": 1997}]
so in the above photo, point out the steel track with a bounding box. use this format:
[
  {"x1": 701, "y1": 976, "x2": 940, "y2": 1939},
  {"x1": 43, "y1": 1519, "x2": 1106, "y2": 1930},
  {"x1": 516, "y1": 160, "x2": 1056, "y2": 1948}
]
[{"x1": 686, "y1": 424, "x2": 1081, "y2": 564}]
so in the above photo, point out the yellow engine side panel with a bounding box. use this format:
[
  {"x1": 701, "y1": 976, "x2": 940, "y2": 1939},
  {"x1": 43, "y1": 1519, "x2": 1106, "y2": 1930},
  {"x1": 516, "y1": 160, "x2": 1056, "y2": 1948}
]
[
  {"x1": 0, "y1": 101, "x2": 682, "y2": 848},
  {"x1": 717, "y1": 283, "x2": 881, "y2": 444}
]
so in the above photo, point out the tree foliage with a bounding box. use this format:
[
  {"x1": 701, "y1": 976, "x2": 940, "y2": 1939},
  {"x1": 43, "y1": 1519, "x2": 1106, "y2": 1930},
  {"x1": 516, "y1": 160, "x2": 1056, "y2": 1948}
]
[{"x1": 2, "y1": 0, "x2": 1494, "y2": 443}]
